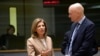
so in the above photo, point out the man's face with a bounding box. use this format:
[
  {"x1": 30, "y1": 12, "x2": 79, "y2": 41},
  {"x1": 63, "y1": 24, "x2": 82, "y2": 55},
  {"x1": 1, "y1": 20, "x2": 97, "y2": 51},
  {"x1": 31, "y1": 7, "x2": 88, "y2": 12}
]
[
  {"x1": 68, "y1": 9, "x2": 79, "y2": 22},
  {"x1": 8, "y1": 28, "x2": 15, "y2": 35}
]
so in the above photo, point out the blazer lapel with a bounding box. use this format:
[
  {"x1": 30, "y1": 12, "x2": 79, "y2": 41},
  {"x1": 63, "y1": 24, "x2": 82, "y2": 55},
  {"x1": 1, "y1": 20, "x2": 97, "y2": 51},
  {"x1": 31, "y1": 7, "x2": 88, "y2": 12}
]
[{"x1": 30, "y1": 37, "x2": 47, "y2": 53}]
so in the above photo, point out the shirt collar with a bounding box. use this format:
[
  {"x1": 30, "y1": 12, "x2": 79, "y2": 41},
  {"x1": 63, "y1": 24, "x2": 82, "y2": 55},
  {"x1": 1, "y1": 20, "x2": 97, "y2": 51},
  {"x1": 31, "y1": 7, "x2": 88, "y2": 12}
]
[{"x1": 78, "y1": 16, "x2": 85, "y2": 24}]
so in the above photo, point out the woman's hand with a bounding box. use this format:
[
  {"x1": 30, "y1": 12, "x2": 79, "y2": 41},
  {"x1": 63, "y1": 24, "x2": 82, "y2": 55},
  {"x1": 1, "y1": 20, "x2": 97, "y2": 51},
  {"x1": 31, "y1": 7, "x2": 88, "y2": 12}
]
[
  {"x1": 41, "y1": 50, "x2": 48, "y2": 56},
  {"x1": 41, "y1": 50, "x2": 51, "y2": 56}
]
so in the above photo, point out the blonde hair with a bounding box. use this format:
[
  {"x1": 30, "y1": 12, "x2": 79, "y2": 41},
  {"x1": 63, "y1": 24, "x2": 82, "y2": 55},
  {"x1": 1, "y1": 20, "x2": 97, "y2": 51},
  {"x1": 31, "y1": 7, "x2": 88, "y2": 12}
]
[{"x1": 31, "y1": 18, "x2": 47, "y2": 38}]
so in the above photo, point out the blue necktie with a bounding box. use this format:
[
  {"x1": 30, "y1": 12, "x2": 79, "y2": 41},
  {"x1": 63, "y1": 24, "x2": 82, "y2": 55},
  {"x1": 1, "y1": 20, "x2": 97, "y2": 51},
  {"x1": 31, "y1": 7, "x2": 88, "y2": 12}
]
[{"x1": 66, "y1": 23, "x2": 80, "y2": 56}]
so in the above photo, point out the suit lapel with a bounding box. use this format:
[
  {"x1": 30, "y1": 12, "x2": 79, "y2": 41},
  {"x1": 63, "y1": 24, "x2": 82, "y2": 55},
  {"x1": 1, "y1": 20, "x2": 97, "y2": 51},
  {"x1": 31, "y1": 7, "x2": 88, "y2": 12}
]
[
  {"x1": 73, "y1": 18, "x2": 87, "y2": 43},
  {"x1": 70, "y1": 23, "x2": 77, "y2": 41}
]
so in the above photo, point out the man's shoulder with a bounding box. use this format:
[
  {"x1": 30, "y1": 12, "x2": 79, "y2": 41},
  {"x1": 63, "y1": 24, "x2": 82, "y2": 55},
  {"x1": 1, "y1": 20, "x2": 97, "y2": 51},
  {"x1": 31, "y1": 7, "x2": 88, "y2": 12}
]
[
  {"x1": 0, "y1": 34, "x2": 8, "y2": 38},
  {"x1": 85, "y1": 18, "x2": 95, "y2": 25},
  {"x1": 65, "y1": 31, "x2": 70, "y2": 35}
]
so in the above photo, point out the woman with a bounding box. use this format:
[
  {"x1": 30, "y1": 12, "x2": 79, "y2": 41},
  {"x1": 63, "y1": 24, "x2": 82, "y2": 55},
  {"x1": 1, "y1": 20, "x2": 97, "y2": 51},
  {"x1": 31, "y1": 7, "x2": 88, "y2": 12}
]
[{"x1": 27, "y1": 18, "x2": 54, "y2": 56}]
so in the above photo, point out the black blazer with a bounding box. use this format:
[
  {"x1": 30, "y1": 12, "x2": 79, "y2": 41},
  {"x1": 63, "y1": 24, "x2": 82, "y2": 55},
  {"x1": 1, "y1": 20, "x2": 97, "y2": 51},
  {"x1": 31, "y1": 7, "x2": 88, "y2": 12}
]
[{"x1": 61, "y1": 17, "x2": 98, "y2": 56}]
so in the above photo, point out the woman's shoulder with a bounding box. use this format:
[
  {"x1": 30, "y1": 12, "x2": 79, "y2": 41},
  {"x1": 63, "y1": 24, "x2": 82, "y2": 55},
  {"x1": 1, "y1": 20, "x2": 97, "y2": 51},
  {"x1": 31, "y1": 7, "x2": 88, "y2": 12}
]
[
  {"x1": 27, "y1": 37, "x2": 33, "y2": 41},
  {"x1": 46, "y1": 36, "x2": 52, "y2": 40}
]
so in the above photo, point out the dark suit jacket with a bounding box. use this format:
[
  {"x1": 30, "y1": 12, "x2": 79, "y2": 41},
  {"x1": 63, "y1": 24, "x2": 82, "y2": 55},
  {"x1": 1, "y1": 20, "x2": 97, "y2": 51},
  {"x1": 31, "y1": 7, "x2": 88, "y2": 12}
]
[
  {"x1": 61, "y1": 17, "x2": 98, "y2": 56},
  {"x1": 0, "y1": 34, "x2": 17, "y2": 50}
]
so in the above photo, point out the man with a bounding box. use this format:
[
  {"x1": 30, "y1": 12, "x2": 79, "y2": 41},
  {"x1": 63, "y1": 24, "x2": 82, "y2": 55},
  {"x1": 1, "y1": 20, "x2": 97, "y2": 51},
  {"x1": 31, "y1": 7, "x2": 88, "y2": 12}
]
[
  {"x1": 61, "y1": 3, "x2": 98, "y2": 56},
  {"x1": 0, "y1": 25, "x2": 17, "y2": 50}
]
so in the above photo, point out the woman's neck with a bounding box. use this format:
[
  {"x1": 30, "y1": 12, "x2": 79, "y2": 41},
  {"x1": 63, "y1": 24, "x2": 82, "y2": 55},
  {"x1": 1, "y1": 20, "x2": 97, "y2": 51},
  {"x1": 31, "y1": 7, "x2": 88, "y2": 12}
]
[{"x1": 38, "y1": 35, "x2": 44, "y2": 39}]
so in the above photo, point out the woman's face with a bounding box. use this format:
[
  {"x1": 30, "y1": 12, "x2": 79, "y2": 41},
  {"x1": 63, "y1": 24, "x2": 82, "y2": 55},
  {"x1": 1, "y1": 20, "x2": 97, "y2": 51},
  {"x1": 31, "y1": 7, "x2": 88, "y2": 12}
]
[{"x1": 36, "y1": 21, "x2": 45, "y2": 36}]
